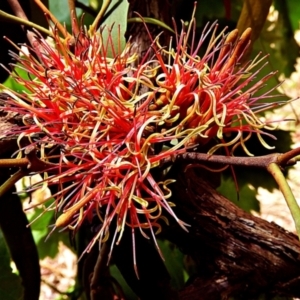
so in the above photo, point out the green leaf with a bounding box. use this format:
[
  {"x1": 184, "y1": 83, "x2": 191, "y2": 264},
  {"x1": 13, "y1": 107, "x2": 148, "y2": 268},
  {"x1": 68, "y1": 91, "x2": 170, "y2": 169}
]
[
  {"x1": 158, "y1": 240, "x2": 185, "y2": 290},
  {"x1": 0, "y1": 230, "x2": 24, "y2": 300},
  {"x1": 217, "y1": 175, "x2": 260, "y2": 213},
  {"x1": 3, "y1": 66, "x2": 31, "y2": 93},
  {"x1": 100, "y1": 0, "x2": 129, "y2": 58},
  {"x1": 28, "y1": 207, "x2": 55, "y2": 245},
  {"x1": 49, "y1": 0, "x2": 92, "y2": 31},
  {"x1": 286, "y1": 0, "x2": 300, "y2": 31},
  {"x1": 36, "y1": 229, "x2": 67, "y2": 259},
  {"x1": 49, "y1": 0, "x2": 71, "y2": 27},
  {"x1": 26, "y1": 202, "x2": 72, "y2": 259},
  {"x1": 195, "y1": 0, "x2": 225, "y2": 26},
  {"x1": 194, "y1": 0, "x2": 243, "y2": 28}
]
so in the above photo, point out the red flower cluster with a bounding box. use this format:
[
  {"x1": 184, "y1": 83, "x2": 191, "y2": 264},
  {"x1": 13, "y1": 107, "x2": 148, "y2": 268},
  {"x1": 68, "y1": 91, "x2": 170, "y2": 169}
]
[{"x1": 1, "y1": 15, "x2": 278, "y2": 262}]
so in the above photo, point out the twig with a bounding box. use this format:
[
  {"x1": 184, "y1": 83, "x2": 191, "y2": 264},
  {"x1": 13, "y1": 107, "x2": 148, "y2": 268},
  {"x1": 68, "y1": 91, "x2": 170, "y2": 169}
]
[
  {"x1": 90, "y1": 243, "x2": 110, "y2": 300},
  {"x1": 68, "y1": 0, "x2": 79, "y2": 35},
  {"x1": 34, "y1": 0, "x2": 70, "y2": 39},
  {"x1": 0, "y1": 147, "x2": 58, "y2": 172},
  {"x1": 89, "y1": 0, "x2": 111, "y2": 35},
  {"x1": 68, "y1": 0, "x2": 77, "y2": 18},
  {"x1": 0, "y1": 10, "x2": 52, "y2": 37},
  {"x1": 163, "y1": 152, "x2": 279, "y2": 169},
  {"x1": 6, "y1": 0, "x2": 27, "y2": 21},
  {"x1": 127, "y1": 17, "x2": 175, "y2": 34},
  {"x1": 167, "y1": 148, "x2": 300, "y2": 241},
  {"x1": 6, "y1": 0, "x2": 43, "y2": 48},
  {"x1": 0, "y1": 169, "x2": 28, "y2": 199},
  {"x1": 0, "y1": 157, "x2": 29, "y2": 168},
  {"x1": 75, "y1": 0, "x2": 97, "y2": 17},
  {"x1": 267, "y1": 162, "x2": 300, "y2": 239},
  {"x1": 164, "y1": 148, "x2": 300, "y2": 170},
  {"x1": 0, "y1": 146, "x2": 60, "y2": 199},
  {"x1": 277, "y1": 147, "x2": 300, "y2": 167}
]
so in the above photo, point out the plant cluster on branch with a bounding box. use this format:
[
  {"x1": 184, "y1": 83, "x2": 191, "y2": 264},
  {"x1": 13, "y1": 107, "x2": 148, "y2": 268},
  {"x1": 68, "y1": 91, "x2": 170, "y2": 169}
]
[{"x1": 0, "y1": 1, "x2": 284, "y2": 267}]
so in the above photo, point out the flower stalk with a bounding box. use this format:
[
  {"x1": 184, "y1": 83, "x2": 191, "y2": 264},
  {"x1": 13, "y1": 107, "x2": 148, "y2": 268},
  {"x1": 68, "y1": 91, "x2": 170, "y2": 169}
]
[{"x1": 267, "y1": 162, "x2": 300, "y2": 239}]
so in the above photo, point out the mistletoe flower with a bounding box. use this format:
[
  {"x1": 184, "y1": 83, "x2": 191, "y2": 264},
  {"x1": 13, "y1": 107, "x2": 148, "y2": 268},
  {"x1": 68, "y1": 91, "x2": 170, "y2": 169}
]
[{"x1": 1, "y1": 14, "x2": 280, "y2": 266}]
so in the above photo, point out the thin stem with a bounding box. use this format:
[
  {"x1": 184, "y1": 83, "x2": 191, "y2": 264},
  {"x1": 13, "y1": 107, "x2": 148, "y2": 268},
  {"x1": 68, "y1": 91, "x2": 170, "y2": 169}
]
[
  {"x1": 0, "y1": 10, "x2": 52, "y2": 37},
  {"x1": 68, "y1": 0, "x2": 79, "y2": 35},
  {"x1": 267, "y1": 162, "x2": 300, "y2": 239},
  {"x1": 277, "y1": 147, "x2": 300, "y2": 167},
  {"x1": 75, "y1": 0, "x2": 97, "y2": 17},
  {"x1": 162, "y1": 152, "x2": 280, "y2": 169},
  {"x1": 0, "y1": 158, "x2": 29, "y2": 168},
  {"x1": 89, "y1": 0, "x2": 111, "y2": 35},
  {"x1": 2, "y1": 0, "x2": 52, "y2": 50},
  {"x1": 90, "y1": 243, "x2": 110, "y2": 300},
  {"x1": 127, "y1": 17, "x2": 175, "y2": 34},
  {"x1": 0, "y1": 169, "x2": 28, "y2": 199},
  {"x1": 34, "y1": 0, "x2": 70, "y2": 38},
  {"x1": 0, "y1": 148, "x2": 59, "y2": 173},
  {"x1": 68, "y1": 0, "x2": 77, "y2": 17},
  {"x1": 7, "y1": 0, "x2": 28, "y2": 21}
]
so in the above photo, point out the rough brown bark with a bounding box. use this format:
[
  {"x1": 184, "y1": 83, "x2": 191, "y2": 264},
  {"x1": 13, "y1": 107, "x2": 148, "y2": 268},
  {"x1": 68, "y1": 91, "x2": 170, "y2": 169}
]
[
  {"x1": 126, "y1": 0, "x2": 175, "y2": 64},
  {"x1": 164, "y1": 164, "x2": 300, "y2": 299}
]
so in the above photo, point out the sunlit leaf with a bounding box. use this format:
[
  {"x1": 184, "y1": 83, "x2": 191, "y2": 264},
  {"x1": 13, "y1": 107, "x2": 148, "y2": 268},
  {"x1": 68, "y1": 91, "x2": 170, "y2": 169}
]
[
  {"x1": 100, "y1": 0, "x2": 129, "y2": 58},
  {"x1": 36, "y1": 230, "x2": 72, "y2": 259},
  {"x1": 3, "y1": 66, "x2": 31, "y2": 93},
  {"x1": 26, "y1": 203, "x2": 72, "y2": 259},
  {"x1": 49, "y1": 0, "x2": 91, "y2": 30},
  {"x1": 27, "y1": 207, "x2": 55, "y2": 245}
]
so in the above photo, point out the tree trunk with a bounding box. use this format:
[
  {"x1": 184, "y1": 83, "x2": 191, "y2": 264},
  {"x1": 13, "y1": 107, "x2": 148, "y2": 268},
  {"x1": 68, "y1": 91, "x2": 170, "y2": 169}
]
[{"x1": 165, "y1": 164, "x2": 300, "y2": 299}]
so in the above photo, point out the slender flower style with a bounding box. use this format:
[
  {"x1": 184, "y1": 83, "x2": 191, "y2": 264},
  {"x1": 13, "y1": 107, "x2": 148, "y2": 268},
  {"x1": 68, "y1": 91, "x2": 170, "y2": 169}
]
[{"x1": 1, "y1": 11, "x2": 279, "y2": 266}]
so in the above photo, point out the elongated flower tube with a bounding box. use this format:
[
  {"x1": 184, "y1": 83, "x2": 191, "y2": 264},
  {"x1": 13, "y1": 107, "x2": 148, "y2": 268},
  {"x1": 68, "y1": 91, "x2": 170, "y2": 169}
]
[{"x1": 1, "y1": 12, "x2": 280, "y2": 266}]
